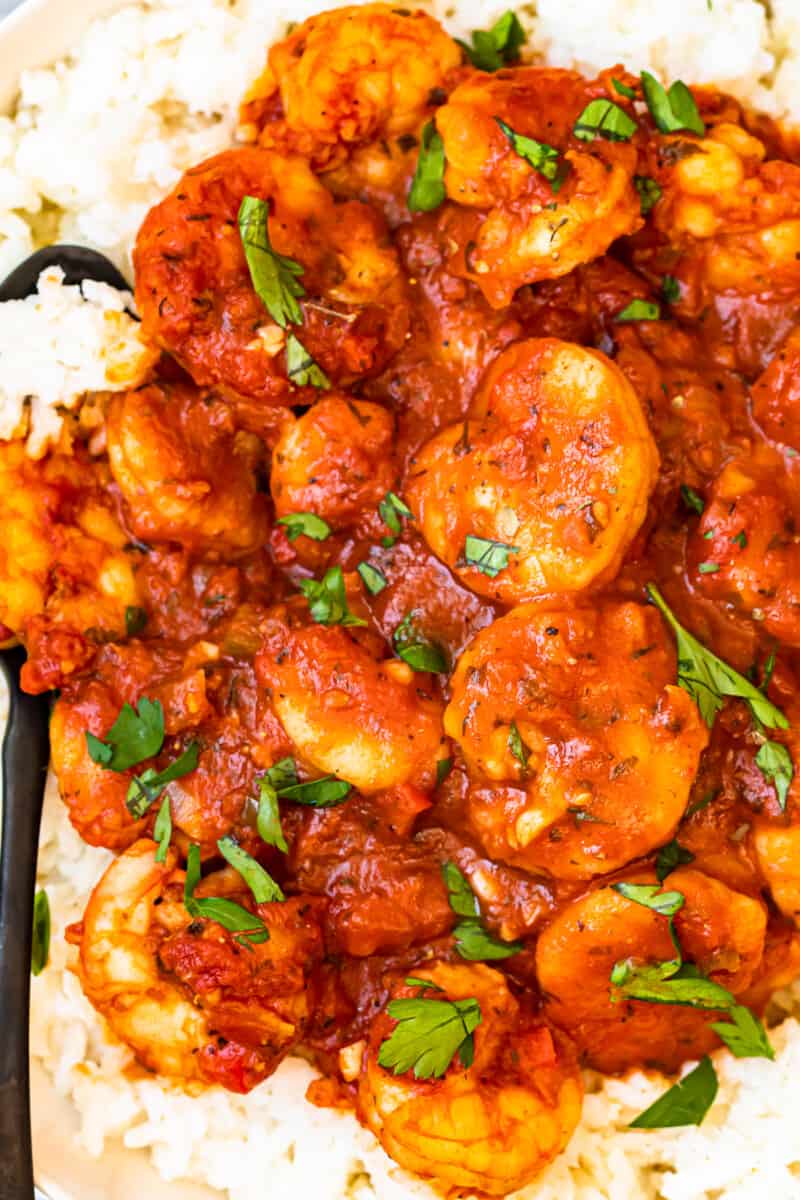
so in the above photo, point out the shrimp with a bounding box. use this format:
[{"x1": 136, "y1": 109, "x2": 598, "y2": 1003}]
[
  {"x1": 444, "y1": 600, "x2": 708, "y2": 879},
  {"x1": 434, "y1": 69, "x2": 642, "y2": 307},
  {"x1": 406, "y1": 339, "x2": 659, "y2": 605},
  {"x1": 0, "y1": 439, "x2": 138, "y2": 672},
  {"x1": 106, "y1": 381, "x2": 268, "y2": 555},
  {"x1": 255, "y1": 604, "x2": 448, "y2": 793},
  {"x1": 76, "y1": 839, "x2": 324, "y2": 1093},
  {"x1": 536, "y1": 867, "x2": 767, "y2": 1073},
  {"x1": 271, "y1": 394, "x2": 396, "y2": 539},
  {"x1": 134, "y1": 148, "x2": 408, "y2": 411},
  {"x1": 751, "y1": 324, "x2": 800, "y2": 449},
  {"x1": 356, "y1": 961, "x2": 582, "y2": 1196},
  {"x1": 241, "y1": 4, "x2": 462, "y2": 171},
  {"x1": 686, "y1": 444, "x2": 800, "y2": 647}
]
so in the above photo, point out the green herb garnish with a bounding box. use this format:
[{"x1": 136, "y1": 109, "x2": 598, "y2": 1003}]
[
  {"x1": 394, "y1": 613, "x2": 448, "y2": 673},
  {"x1": 125, "y1": 741, "x2": 201, "y2": 820},
  {"x1": 662, "y1": 275, "x2": 681, "y2": 303},
  {"x1": 357, "y1": 561, "x2": 388, "y2": 596},
  {"x1": 277, "y1": 511, "x2": 332, "y2": 543},
  {"x1": 436, "y1": 757, "x2": 454, "y2": 787},
  {"x1": 378, "y1": 994, "x2": 482, "y2": 1078},
  {"x1": 379, "y1": 492, "x2": 413, "y2": 546},
  {"x1": 125, "y1": 606, "x2": 147, "y2": 637},
  {"x1": 629, "y1": 1057, "x2": 718, "y2": 1129},
  {"x1": 31, "y1": 889, "x2": 50, "y2": 976},
  {"x1": 573, "y1": 98, "x2": 637, "y2": 142},
  {"x1": 286, "y1": 333, "x2": 330, "y2": 389},
  {"x1": 256, "y1": 778, "x2": 288, "y2": 853},
  {"x1": 299, "y1": 565, "x2": 366, "y2": 628},
  {"x1": 495, "y1": 118, "x2": 566, "y2": 191},
  {"x1": 463, "y1": 534, "x2": 519, "y2": 579},
  {"x1": 711, "y1": 1005, "x2": 775, "y2": 1060},
  {"x1": 634, "y1": 174, "x2": 662, "y2": 214},
  {"x1": 680, "y1": 485, "x2": 705, "y2": 515},
  {"x1": 613, "y1": 77, "x2": 637, "y2": 100},
  {"x1": 641, "y1": 71, "x2": 705, "y2": 136},
  {"x1": 442, "y1": 861, "x2": 523, "y2": 961},
  {"x1": 184, "y1": 843, "x2": 269, "y2": 945},
  {"x1": 655, "y1": 839, "x2": 694, "y2": 883},
  {"x1": 408, "y1": 121, "x2": 446, "y2": 213},
  {"x1": 238, "y1": 195, "x2": 305, "y2": 329},
  {"x1": 217, "y1": 835, "x2": 285, "y2": 903},
  {"x1": 85, "y1": 697, "x2": 164, "y2": 773},
  {"x1": 276, "y1": 774, "x2": 352, "y2": 808},
  {"x1": 616, "y1": 298, "x2": 661, "y2": 322},
  {"x1": 153, "y1": 796, "x2": 173, "y2": 864},
  {"x1": 508, "y1": 720, "x2": 530, "y2": 770},
  {"x1": 457, "y1": 10, "x2": 525, "y2": 71}
]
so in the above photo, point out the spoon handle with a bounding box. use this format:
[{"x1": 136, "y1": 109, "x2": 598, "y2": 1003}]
[{"x1": 0, "y1": 648, "x2": 50, "y2": 1200}]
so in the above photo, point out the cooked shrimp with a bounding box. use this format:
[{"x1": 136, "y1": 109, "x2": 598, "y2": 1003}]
[
  {"x1": 106, "y1": 381, "x2": 268, "y2": 555},
  {"x1": 271, "y1": 394, "x2": 396, "y2": 538},
  {"x1": 445, "y1": 600, "x2": 708, "y2": 879},
  {"x1": 687, "y1": 444, "x2": 800, "y2": 647},
  {"x1": 242, "y1": 4, "x2": 461, "y2": 170},
  {"x1": 0, "y1": 439, "x2": 138, "y2": 652},
  {"x1": 537, "y1": 867, "x2": 767, "y2": 1073},
  {"x1": 356, "y1": 961, "x2": 582, "y2": 1196},
  {"x1": 642, "y1": 122, "x2": 800, "y2": 305},
  {"x1": 435, "y1": 69, "x2": 642, "y2": 307},
  {"x1": 406, "y1": 339, "x2": 659, "y2": 605},
  {"x1": 751, "y1": 324, "x2": 800, "y2": 449},
  {"x1": 76, "y1": 839, "x2": 323, "y2": 1093},
  {"x1": 255, "y1": 604, "x2": 448, "y2": 793},
  {"x1": 134, "y1": 148, "x2": 408, "y2": 410}
]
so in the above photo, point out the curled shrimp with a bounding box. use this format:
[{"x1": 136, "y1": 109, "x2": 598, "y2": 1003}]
[
  {"x1": 445, "y1": 600, "x2": 708, "y2": 879},
  {"x1": 134, "y1": 148, "x2": 408, "y2": 410},
  {"x1": 76, "y1": 839, "x2": 323, "y2": 1093},
  {"x1": 356, "y1": 961, "x2": 582, "y2": 1196},
  {"x1": 435, "y1": 69, "x2": 642, "y2": 307},
  {"x1": 406, "y1": 337, "x2": 658, "y2": 604},
  {"x1": 106, "y1": 381, "x2": 268, "y2": 556},
  {"x1": 241, "y1": 4, "x2": 461, "y2": 170},
  {"x1": 536, "y1": 867, "x2": 767, "y2": 1073}
]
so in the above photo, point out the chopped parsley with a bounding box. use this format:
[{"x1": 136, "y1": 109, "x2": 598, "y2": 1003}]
[
  {"x1": 456, "y1": 10, "x2": 526, "y2": 71},
  {"x1": 662, "y1": 274, "x2": 681, "y2": 303},
  {"x1": 277, "y1": 511, "x2": 331, "y2": 543},
  {"x1": 573, "y1": 98, "x2": 637, "y2": 142},
  {"x1": 495, "y1": 117, "x2": 566, "y2": 192},
  {"x1": 634, "y1": 174, "x2": 662, "y2": 214},
  {"x1": 256, "y1": 778, "x2": 288, "y2": 852},
  {"x1": 125, "y1": 741, "x2": 201, "y2": 820},
  {"x1": 393, "y1": 613, "x2": 448, "y2": 673},
  {"x1": 153, "y1": 795, "x2": 173, "y2": 864},
  {"x1": 711, "y1": 1005, "x2": 775, "y2": 1060},
  {"x1": 184, "y1": 843, "x2": 270, "y2": 946},
  {"x1": 680, "y1": 484, "x2": 705, "y2": 515},
  {"x1": 436, "y1": 757, "x2": 454, "y2": 787},
  {"x1": 463, "y1": 534, "x2": 519, "y2": 579},
  {"x1": 31, "y1": 889, "x2": 50, "y2": 977},
  {"x1": 238, "y1": 195, "x2": 305, "y2": 329},
  {"x1": 299, "y1": 565, "x2": 366, "y2": 627},
  {"x1": 442, "y1": 861, "x2": 523, "y2": 961},
  {"x1": 612, "y1": 77, "x2": 637, "y2": 100},
  {"x1": 698, "y1": 561, "x2": 720, "y2": 575},
  {"x1": 85, "y1": 697, "x2": 165, "y2": 773},
  {"x1": 755, "y1": 739, "x2": 793, "y2": 810},
  {"x1": 217, "y1": 835, "x2": 285, "y2": 904},
  {"x1": 731, "y1": 530, "x2": 748, "y2": 549},
  {"x1": 629, "y1": 1056, "x2": 718, "y2": 1129},
  {"x1": 357, "y1": 561, "x2": 388, "y2": 596},
  {"x1": 377, "y1": 993, "x2": 482, "y2": 1079},
  {"x1": 408, "y1": 121, "x2": 446, "y2": 213},
  {"x1": 508, "y1": 720, "x2": 531, "y2": 770},
  {"x1": 616, "y1": 298, "x2": 661, "y2": 322},
  {"x1": 655, "y1": 839, "x2": 695, "y2": 882},
  {"x1": 125, "y1": 605, "x2": 147, "y2": 637},
  {"x1": 276, "y1": 773, "x2": 353, "y2": 808},
  {"x1": 641, "y1": 71, "x2": 705, "y2": 136},
  {"x1": 285, "y1": 333, "x2": 330, "y2": 389},
  {"x1": 378, "y1": 491, "x2": 413, "y2": 546}
]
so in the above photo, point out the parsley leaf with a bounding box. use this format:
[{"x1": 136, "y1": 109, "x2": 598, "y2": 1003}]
[
  {"x1": 436, "y1": 757, "x2": 454, "y2": 787},
  {"x1": 217, "y1": 835, "x2": 285, "y2": 903},
  {"x1": 495, "y1": 118, "x2": 566, "y2": 191},
  {"x1": 612, "y1": 881, "x2": 685, "y2": 918},
  {"x1": 408, "y1": 121, "x2": 447, "y2": 213},
  {"x1": 277, "y1": 511, "x2": 331, "y2": 543},
  {"x1": 573, "y1": 98, "x2": 637, "y2": 142},
  {"x1": 612, "y1": 959, "x2": 737, "y2": 1009},
  {"x1": 655, "y1": 839, "x2": 695, "y2": 882},
  {"x1": 125, "y1": 605, "x2": 147, "y2": 637},
  {"x1": 710, "y1": 1005, "x2": 774, "y2": 1060},
  {"x1": 508, "y1": 720, "x2": 531, "y2": 770},
  {"x1": 457, "y1": 10, "x2": 525, "y2": 72},
  {"x1": 394, "y1": 613, "x2": 448, "y2": 673},
  {"x1": 629, "y1": 1056, "x2": 718, "y2": 1128},
  {"x1": 680, "y1": 484, "x2": 705, "y2": 515},
  {"x1": 357, "y1": 561, "x2": 388, "y2": 596},
  {"x1": 276, "y1": 774, "x2": 352, "y2": 807},
  {"x1": 378, "y1": 994, "x2": 483, "y2": 1079},
  {"x1": 265, "y1": 757, "x2": 298, "y2": 791},
  {"x1": 256, "y1": 779, "x2": 288, "y2": 853},
  {"x1": 755, "y1": 738, "x2": 793, "y2": 810},
  {"x1": 613, "y1": 77, "x2": 637, "y2": 100},
  {"x1": 85, "y1": 697, "x2": 164, "y2": 773},
  {"x1": 379, "y1": 492, "x2": 413, "y2": 545},
  {"x1": 616, "y1": 298, "x2": 661, "y2": 322},
  {"x1": 299, "y1": 565, "x2": 367, "y2": 627},
  {"x1": 463, "y1": 534, "x2": 519, "y2": 579},
  {"x1": 238, "y1": 195, "x2": 305, "y2": 329},
  {"x1": 641, "y1": 71, "x2": 705, "y2": 136},
  {"x1": 184, "y1": 844, "x2": 270, "y2": 945},
  {"x1": 286, "y1": 332, "x2": 330, "y2": 389},
  {"x1": 647, "y1": 583, "x2": 790, "y2": 731},
  {"x1": 153, "y1": 795, "x2": 172, "y2": 864},
  {"x1": 634, "y1": 174, "x2": 662, "y2": 214},
  {"x1": 662, "y1": 274, "x2": 681, "y2": 303},
  {"x1": 125, "y1": 741, "x2": 201, "y2": 820},
  {"x1": 31, "y1": 889, "x2": 50, "y2": 977},
  {"x1": 442, "y1": 861, "x2": 523, "y2": 961}
]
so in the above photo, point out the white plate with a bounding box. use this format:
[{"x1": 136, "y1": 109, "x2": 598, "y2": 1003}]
[{"x1": 1, "y1": 2, "x2": 217, "y2": 1195}]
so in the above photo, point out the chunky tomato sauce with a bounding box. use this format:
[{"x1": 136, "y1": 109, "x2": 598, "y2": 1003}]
[{"x1": 5, "y1": 5, "x2": 800, "y2": 1195}]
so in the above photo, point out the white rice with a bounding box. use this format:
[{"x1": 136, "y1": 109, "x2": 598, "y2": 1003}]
[{"x1": 2, "y1": 0, "x2": 800, "y2": 1196}]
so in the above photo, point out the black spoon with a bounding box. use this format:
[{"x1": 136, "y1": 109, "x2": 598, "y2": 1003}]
[{"x1": 0, "y1": 245, "x2": 132, "y2": 1200}]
